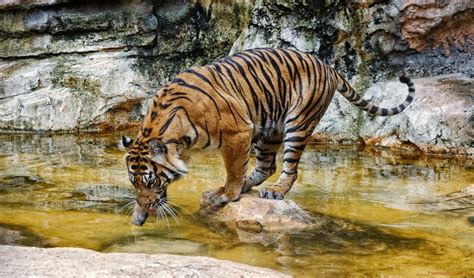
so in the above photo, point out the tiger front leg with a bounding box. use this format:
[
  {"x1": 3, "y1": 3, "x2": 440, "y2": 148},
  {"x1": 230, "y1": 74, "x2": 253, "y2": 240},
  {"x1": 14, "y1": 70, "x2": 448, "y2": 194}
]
[{"x1": 205, "y1": 131, "x2": 251, "y2": 210}]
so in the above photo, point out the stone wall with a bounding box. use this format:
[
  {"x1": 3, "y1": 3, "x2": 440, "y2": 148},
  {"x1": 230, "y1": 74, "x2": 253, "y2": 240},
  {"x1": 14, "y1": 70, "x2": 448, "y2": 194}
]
[{"x1": 0, "y1": 0, "x2": 252, "y2": 131}]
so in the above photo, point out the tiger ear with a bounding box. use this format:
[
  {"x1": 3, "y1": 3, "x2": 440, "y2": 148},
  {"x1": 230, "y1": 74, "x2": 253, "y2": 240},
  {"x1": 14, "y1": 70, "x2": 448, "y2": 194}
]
[
  {"x1": 121, "y1": 135, "x2": 134, "y2": 150},
  {"x1": 149, "y1": 138, "x2": 167, "y2": 157}
]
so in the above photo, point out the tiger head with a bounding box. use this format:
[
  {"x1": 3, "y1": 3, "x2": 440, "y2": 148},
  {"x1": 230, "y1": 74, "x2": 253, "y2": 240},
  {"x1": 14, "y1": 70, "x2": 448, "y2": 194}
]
[{"x1": 121, "y1": 135, "x2": 187, "y2": 225}]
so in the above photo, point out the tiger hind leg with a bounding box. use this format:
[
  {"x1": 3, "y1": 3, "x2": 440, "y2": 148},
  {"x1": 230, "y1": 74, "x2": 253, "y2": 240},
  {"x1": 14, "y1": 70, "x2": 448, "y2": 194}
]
[
  {"x1": 241, "y1": 138, "x2": 282, "y2": 193},
  {"x1": 258, "y1": 133, "x2": 308, "y2": 200}
]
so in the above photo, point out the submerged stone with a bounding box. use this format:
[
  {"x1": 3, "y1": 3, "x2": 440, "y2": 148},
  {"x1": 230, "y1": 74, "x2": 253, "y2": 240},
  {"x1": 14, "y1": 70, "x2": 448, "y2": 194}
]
[
  {"x1": 468, "y1": 216, "x2": 474, "y2": 225},
  {"x1": 386, "y1": 185, "x2": 474, "y2": 213}
]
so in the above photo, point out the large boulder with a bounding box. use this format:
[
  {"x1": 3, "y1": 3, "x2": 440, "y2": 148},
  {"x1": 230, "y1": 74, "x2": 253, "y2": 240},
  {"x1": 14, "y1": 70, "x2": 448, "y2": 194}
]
[
  {"x1": 0, "y1": 245, "x2": 289, "y2": 277},
  {"x1": 359, "y1": 74, "x2": 473, "y2": 155}
]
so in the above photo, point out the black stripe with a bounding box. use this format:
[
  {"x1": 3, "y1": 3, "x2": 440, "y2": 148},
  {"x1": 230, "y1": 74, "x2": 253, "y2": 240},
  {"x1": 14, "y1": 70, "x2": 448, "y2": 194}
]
[
  {"x1": 285, "y1": 136, "x2": 306, "y2": 142},
  {"x1": 282, "y1": 170, "x2": 297, "y2": 175},
  {"x1": 203, "y1": 122, "x2": 211, "y2": 149},
  {"x1": 159, "y1": 108, "x2": 180, "y2": 135},
  {"x1": 369, "y1": 105, "x2": 378, "y2": 114},
  {"x1": 142, "y1": 128, "x2": 152, "y2": 137},
  {"x1": 218, "y1": 129, "x2": 223, "y2": 149},
  {"x1": 173, "y1": 78, "x2": 221, "y2": 118},
  {"x1": 159, "y1": 103, "x2": 171, "y2": 110},
  {"x1": 284, "y1": 149, "x2": 298, "y2": 154},
  {"x1": 283, "y1": 158, "x2": 299, "y2": 164},
  {"x1": 167, "y1": 96, "x2": 193, "y2": 103},
  {"x1": 406, "y1": 95, "x2": 414, "y2": 102}
]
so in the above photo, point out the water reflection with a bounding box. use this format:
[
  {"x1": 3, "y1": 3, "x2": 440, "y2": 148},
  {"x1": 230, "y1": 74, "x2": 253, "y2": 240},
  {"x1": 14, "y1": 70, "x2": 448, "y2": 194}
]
[{"x1": 0, "y1": 133, "x2": 473, "y2": 277}]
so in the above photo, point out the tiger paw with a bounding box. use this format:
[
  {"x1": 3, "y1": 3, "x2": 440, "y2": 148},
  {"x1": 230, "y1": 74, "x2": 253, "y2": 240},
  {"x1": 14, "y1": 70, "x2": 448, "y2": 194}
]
[
  {"x1": 202, "y1": 187, "x2": 229, "y2": 210},
  {"x1": 258, "y1": 187, "x2": 286, "y2": 200}
]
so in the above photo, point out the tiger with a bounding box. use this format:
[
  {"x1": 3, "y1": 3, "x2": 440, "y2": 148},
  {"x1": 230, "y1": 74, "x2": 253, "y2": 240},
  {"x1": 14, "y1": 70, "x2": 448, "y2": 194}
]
[{"x1": 122, "y1": 48, "x2": 415, "y2": 226}]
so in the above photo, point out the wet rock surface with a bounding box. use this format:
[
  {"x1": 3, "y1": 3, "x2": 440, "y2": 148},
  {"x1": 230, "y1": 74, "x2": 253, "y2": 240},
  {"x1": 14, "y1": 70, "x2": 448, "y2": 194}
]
[
  {"x1": 200, "y1": 189, "x2": 319, "y2": 233},
  {"x1": 0, "y1": 245, "x2": 289, "y2": 277}
]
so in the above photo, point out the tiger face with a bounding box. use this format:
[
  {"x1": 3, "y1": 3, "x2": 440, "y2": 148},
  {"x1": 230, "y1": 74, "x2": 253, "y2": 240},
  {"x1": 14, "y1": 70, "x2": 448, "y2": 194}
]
[{"x1": 122, "y1": 136, "x2": 187, "y2": 220}]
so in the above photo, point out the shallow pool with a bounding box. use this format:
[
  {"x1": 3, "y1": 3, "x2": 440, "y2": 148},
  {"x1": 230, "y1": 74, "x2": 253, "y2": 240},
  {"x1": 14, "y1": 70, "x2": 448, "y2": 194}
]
[{"x1": 0, "y1": 133, "x2": 473, "y2": 276}]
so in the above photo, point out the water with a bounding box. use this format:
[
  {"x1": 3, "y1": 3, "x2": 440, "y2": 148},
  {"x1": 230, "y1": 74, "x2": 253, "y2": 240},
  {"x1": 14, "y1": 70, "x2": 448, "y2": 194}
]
[{"x1": 0, "y1": 133, "x2": 473, "y2": 277}]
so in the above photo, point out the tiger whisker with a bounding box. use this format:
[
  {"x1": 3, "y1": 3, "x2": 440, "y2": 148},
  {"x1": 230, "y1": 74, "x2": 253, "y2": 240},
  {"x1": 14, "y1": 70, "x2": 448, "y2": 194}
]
[
  {"x1": 157, "y1": 205, "x2": 171, "y2": 230},
  {"x1": 122, "y1": 203, "x2": 136, "y2": 224},
  {"x1": 161, "y1": 203, "x2": 180, "y2": 225},
  {"x1": 165, "y1": 200, "x2": 196, "y2": 220},
  {"x1": 119, "y1": 200, "x2": 136, "y2": 213}
]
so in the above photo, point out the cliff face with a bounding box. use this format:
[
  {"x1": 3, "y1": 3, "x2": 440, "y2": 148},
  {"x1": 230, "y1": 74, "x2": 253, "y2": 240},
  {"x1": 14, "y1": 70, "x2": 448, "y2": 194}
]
[
  {"x1": 0, "y1": 0, "x2": 472, "y2": 154},
  {"x1": 0, "y1": 0, "x2": 252, "y2": 131}
]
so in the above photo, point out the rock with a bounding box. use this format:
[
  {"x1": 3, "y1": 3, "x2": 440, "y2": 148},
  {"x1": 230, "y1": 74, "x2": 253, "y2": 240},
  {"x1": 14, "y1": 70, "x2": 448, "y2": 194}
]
[
  {"x1": 197, "y1": 189, "x2": 424, "y2": 253},
  {"x1": 233, "y1": 0, "x2": 473, "y2": 80},
  {"x1": 359, "y1": 74, "x2": 473, "y2": 155},
  {"x1": 396, "y1": 0, "x2": 474, "y2": 53},
  {"x1": 0, "y1": 245, "x2": 289, "y2": 277},
  {"x1": 0, "y1": 51, "x2": 150, "y2": 131},
  {"x1": 0, "y1": 227, "x2": 29, "y2": 245},
  {"x1": 314, "y1": 74, "x2": 473, "y2": 155},
  {"x1": 0, "y1": 0, "x2": 252, "y2": 132},
  {"x1": 0, "y1": 226, "x2": 48, "y2": 247},
  {"x1": 199, "y1": 190, "x2": 318, "y2": 234}
]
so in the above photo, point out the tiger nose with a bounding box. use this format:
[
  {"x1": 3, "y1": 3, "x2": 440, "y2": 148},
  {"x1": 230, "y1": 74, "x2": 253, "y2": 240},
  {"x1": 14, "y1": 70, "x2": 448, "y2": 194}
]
[
  {"x1": 145, "y1": 197, "x2": 158, "y2": 207},
  {"x1": 138, "y1": 190, "x2": 160, "y2": 208}
]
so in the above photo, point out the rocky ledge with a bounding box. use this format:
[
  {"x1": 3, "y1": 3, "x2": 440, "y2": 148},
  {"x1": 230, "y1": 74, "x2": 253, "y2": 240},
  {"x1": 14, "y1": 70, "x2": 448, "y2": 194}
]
[{"x1": 0, "y1": 245, "x2": 289, "y2": 277}]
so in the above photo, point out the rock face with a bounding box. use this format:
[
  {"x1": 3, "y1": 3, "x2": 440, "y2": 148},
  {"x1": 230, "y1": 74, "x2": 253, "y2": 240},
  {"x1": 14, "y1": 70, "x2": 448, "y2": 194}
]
[
  {"x1": 317, "y1": 74, "x2": 474, "y2": 155},
  {"x1": 0, "y1": 0, "x2": 252, "y2": 131},
  {"x1": 0, "y1": 245, "x2": 289, "y2": 277},
  {"x1": 233, "y1": 0, "x2": 473, "y2": 82}
]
